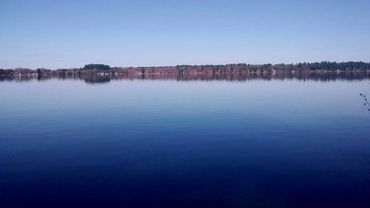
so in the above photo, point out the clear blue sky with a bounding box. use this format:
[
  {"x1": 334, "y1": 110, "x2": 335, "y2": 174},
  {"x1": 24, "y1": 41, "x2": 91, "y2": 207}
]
[{"x1": 1, "y1": 0, "x2": 369, "y2": 69}]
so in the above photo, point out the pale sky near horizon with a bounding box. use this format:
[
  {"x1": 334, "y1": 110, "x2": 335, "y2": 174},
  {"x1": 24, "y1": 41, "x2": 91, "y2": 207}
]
[{"x1": 1, "y1": 0, "x2": 370, "y2": 69}]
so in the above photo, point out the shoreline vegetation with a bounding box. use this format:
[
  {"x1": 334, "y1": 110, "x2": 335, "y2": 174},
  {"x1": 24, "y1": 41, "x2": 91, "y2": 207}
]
[{"x1": 1, "y1": 62, "x2": 370, "y2": 83}]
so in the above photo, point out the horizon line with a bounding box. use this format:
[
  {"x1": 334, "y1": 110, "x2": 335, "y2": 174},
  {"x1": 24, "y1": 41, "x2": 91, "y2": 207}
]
[{"x1": 3, "y1": 60, "x2": 370, "y2": 70}]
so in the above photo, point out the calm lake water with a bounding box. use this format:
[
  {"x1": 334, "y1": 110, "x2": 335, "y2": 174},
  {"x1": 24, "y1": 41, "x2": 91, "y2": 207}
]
[{"x1": 1, "y1": 78, "x2": 370, "y2": 207}]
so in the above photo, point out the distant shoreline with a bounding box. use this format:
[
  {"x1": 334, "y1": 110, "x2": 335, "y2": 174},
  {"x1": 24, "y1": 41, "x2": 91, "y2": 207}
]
[
  {"x1": 2, "y1": 61, "x2": 370, "y2": 71},
  {"x1": 1, "y1": 62, "x2": 370, "y2": 82}
]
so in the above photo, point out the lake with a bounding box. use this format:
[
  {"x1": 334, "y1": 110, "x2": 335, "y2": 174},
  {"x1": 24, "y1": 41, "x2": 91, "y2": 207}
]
[{"x1": 1, "y1": 77, "x2": 370, "y2": 207}]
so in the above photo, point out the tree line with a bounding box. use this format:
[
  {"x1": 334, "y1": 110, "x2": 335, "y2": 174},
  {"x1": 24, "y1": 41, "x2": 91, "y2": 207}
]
[{"x1": 1, "y1": 62, "x2": 370, "y2": 76}]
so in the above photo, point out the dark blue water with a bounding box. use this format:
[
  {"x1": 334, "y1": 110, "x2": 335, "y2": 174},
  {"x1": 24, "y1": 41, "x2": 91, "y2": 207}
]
[{"x1": 1, "y1": 79, "x2": 370, "y2": 207}]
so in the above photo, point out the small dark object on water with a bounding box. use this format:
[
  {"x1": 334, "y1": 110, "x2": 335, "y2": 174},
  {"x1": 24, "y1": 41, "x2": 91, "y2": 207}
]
[{"x1": 360, "y1": 93, "x2": 370, "y2": 112}]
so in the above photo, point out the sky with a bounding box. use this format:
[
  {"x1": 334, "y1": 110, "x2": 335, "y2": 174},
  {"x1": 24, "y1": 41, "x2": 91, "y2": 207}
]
[{"x1": 0, "y1": 0, "x2": 370, "y2": 69}]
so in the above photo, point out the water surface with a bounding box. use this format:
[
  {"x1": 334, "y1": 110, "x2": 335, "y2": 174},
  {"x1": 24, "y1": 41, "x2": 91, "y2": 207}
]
[{"x1": 1, "y1": 78, "x2": 370, "y2": 207}]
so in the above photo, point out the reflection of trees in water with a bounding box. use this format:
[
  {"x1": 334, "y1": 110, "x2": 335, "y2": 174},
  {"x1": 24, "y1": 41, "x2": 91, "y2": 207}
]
[
  {"x1": 1, "y1": 71, "x2": 370, "y2": 82},
  {"x1": 360, "y1": 93, "x2": 370, "y2": 111},
  {"x1": 84, "y1": 76, "x2": 111, "y2": 84}
]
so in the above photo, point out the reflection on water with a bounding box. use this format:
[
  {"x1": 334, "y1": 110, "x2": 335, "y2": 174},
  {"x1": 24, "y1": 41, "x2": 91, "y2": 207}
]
[
  {"x1": 1, "y1": 77, "x2": 370, "y2": 207},
  {"x1": 1, "y1": 70, "x2": 370, "y2": 84},
  {"x1": 83, "y1": 76, "x2": 111, "y2": 84}
]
